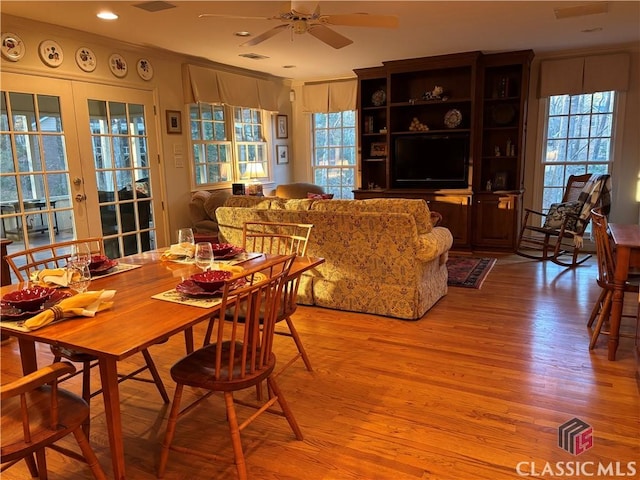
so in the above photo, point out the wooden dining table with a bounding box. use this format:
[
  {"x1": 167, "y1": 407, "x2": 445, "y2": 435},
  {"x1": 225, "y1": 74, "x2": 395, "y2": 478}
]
[
  {"x1": 0, "y1": 250, "x2": 324, "y2": 479},
  {"x1": 607, "y1": 223, "x2": 640, "y2": 361}
]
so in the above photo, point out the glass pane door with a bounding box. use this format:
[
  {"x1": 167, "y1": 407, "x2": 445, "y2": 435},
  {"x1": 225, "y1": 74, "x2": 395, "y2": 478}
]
[
  {"x1": 1, "y1": 74, "x2": 87, "y2": 275},
  {"x1": 72, "y1": 83, "x2": 165, "y2": 259}
]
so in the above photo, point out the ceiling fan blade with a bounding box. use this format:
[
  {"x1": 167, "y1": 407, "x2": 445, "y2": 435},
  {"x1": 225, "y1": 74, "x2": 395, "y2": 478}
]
[
  {"x1": 240, "y1": 24, "x2": 290, "y2": 47},
  {"x1": 322, "y1": 13, "x2": 399, "y2": 29},
  {"x1": 307, "y1": 24, "x2": 353, "y2": 49}
]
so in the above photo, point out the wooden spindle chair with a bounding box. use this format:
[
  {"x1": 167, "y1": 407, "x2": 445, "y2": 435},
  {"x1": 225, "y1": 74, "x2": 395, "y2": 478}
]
[
  {"x1": 203, "y1": 221, "x2": 315, "y2": 376},
  {"x1": 158, "y1": 255, "x2": 302, "y2": 480},
  {"x1": 5, "y1": 238, "x2": 169, "y2": 438},
  {"x1": 588, "y1": 209, "x2": 639, "y2": 349},
  {"x1": 1, "y1": 362, "x2": 106, "y2": 479}
]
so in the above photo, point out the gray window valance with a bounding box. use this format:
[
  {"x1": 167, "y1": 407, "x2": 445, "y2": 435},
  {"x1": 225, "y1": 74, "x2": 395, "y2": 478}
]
[
  {"x1": 182, "y1": 64, "x2": 281, "y2": 111},
  {"x1": 302, "y1": 79, "x2": 357, "y2": 112},
  {"x1": 539, "y1": 52, "x2": 630, "y2": 97}
]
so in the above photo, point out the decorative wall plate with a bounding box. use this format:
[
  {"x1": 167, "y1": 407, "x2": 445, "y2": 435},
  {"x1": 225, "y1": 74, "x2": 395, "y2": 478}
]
[
  {"x1": 444, "y1": 109, "x2": 462, "y2": 128},
  {"x1": 371, "y1": 89, "x2": 386, "y2": 107},
  {"x1": 75, "y1": 46, "x2": 96, "y2": 72},
  {"x1": 38, "y1": 39, "x2": 63, "y2": 67},
  {"x1": 108, "y1": 53, "x2": 128, "y2": 78},
  {"x1": 136, "y1": 58, "x2": 153, "y2": 80},
  {"x1": 1, "y1": 32, "x2": 25, "y2": 62}
]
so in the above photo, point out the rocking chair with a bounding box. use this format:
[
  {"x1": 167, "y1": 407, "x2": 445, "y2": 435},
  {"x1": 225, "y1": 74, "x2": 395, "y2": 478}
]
[{"x1": 515, "y1": 173, "x2": 611, "y2": 268}]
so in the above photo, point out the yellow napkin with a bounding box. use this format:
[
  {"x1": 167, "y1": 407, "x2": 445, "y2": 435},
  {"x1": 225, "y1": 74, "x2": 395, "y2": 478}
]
[
  {"x1": 23, "y1": 290, "x2": 116, "y2": 331},
  {"x1": 161, "y1": 243, "x2": 196, "y2": 261},
  {"x1": 30, "y1": 268, "x2": 71, "y2": 287}
]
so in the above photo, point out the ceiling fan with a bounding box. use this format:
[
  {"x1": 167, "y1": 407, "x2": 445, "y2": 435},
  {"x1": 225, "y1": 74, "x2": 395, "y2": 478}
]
[{"x1": 199, "y1": 1, "x2": 399, "y2": 49}]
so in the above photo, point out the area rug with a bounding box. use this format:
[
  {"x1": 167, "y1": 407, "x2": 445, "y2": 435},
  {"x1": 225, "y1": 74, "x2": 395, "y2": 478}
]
[{"x1": 446, "y1": 255, "x2": 497, "y2": 289}]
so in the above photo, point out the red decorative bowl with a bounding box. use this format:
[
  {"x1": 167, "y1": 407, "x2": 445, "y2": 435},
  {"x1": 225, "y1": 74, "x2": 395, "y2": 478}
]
[
  {"x1": 89, "y1": 255, "x2": 109, "y2": 269},
  {"x1": 211, "y1": 243, "x2": 234, "y2": 257},
  {"x1": 2, "y1": 286, "x2": 55, "y2": 312},
  {"x1": 190, "y1": 270, "x2": 233, "y2": 292}
]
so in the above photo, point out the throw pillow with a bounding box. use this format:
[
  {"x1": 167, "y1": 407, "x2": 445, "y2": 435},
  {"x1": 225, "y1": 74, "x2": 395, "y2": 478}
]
[
  {"x1": 543, "y1": 201, "x2": 582, "y2": 232},
  {"x1": 307, "y1": 192, "x2": 334, "y2": 199}
]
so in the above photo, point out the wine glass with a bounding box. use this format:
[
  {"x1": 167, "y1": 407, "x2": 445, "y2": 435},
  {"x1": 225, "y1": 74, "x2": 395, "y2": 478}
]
[
  {"x1": 70, "y1": 242, "x2": 91, "y2": 266},
  {"x1": 67, "y1": 260, "x2": 91, "y2": 293},
  {"x1": 194, "y1": 242, "x2": 213, "y2": 272},
  {"x1": 177, "y1": 228, "x2": 195, "y2": 247}
]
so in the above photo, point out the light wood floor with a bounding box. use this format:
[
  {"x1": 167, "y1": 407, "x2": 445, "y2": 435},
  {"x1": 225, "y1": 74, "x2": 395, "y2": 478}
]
[{"x1": 1, "y1": 254, "x2": 638, "y2": 479}]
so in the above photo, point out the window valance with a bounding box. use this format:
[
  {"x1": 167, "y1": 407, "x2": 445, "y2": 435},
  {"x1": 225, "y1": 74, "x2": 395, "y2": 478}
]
[
  {"x1": 539, "y1": 52, "x2": 630, "y2": 97},
  {"x1": 302, "y1": 79, "x2": 357, "y2": 112},
  {"x1": 182, "y1": 64, "x2": 281, "y2": 111}
]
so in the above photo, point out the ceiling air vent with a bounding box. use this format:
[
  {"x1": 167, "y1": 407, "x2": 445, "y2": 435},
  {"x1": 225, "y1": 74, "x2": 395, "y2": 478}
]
[
  {"x1": 133, "y1": 1, "x2": 176, "y2": 13},
  {"x1": 239, "y1": 53, "x2": 270, "y2": 60}
]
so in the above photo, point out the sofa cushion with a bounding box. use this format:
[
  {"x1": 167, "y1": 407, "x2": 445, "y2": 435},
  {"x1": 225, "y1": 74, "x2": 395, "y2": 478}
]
[
  {"x1": 310, "y1": 198, "x2": 433, "y2": 234},
  {"x1": 270, "y1": 198, "x2": 316, "y2": 210},
  {"x1": 223, "y1": 196, "x2": 278, "y2": 209}
]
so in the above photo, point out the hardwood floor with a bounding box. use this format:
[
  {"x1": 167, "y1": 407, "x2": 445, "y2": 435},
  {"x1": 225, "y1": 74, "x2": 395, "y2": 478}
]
[{"x1": 1, "y1": 254, "x2": 638, "y2": 479}]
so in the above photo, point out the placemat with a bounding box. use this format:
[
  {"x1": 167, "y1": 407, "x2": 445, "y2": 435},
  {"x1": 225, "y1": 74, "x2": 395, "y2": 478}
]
[
  {"x1": 168, "y1": 252, "x2": 262, "y2": 265},
  {"x1": 151, "y1": 289, "x2": 224, "y2": 308},
  {"x1": 91, "y1": 263, "x2": 141, "y2": 278}
]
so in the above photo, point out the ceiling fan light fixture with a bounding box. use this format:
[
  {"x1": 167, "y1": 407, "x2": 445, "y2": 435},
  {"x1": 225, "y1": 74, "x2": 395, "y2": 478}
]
[{"x1": 292, "y1": 20, "x2": 308, "y2": 35}]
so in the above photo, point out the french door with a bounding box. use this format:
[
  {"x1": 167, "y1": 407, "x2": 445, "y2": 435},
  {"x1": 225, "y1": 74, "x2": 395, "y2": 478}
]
[{"x1": 0, "y1": 73, "x2": 165, "y2": 265}]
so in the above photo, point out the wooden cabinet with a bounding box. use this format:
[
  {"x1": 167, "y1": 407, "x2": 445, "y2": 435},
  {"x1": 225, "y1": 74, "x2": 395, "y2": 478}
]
[
  {"x1": 354, "y1": 50, "x2": 533, "y2": 251},
  {"x1": 473, "y1": 51, "x2": 533, "y2": 249}
]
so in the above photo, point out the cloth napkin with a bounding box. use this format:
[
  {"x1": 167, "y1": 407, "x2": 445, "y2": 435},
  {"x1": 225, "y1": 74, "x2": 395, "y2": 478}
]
[
  {"x1": 23, "y1": 290, "x2": 116, "y2": 331},
  {"x1": 161, "y1": 243, "x2": 196, "y2": 260},
  {"x1": 30, "y1": 268, "x2": 71, "y2": 287}
]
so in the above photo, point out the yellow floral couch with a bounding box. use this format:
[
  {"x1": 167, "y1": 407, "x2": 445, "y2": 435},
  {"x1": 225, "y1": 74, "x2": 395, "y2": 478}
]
[{"x1": 215, "y1": 196, "x2": 453, "y2": 320}]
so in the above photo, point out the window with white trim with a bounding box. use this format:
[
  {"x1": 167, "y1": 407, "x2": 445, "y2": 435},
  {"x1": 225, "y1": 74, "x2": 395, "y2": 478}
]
[
  {"x1": 541, "y1": 91, "x2": 615, "y2": 210},
  {"x1": 311, "y1": 111, "x2": 356, "y2": 199},
  {"x1": 189, "y1": 104, "x2": 268, "y2": 187}
]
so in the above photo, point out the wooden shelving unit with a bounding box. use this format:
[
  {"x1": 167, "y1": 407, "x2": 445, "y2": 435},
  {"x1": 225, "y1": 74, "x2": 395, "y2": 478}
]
[{"x1": 354, "y1": 50, "x2": 533, "y2": 250}]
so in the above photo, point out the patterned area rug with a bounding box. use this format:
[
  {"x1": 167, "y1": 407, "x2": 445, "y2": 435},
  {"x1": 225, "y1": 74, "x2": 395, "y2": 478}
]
[{"x1": 446, "y1": 255, "x2": 497, "y2": 289}]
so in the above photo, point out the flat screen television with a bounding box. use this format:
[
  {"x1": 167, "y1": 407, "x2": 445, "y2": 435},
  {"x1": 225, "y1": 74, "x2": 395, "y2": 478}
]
[{"x1": 393, "y1": 134, "x2": 470, "y2": 189}]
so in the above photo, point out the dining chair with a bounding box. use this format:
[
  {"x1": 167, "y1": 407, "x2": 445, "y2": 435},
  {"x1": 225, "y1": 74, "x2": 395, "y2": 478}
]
[
  {"x1": 588, "y1": 209, "x2": 639, "y2": 350},
  {"x1": 516, "y1": 173, "x2": 611, "y2": 267},
  {"x1": 1, "y1": 361, "x2": 106, "y2": 479},
  {"x1": 5, "y1": 238, "x2": 170, "y2": 438},
  {"x1": 203, "y1": 221, "x2": 315, "y2": 376},
  {"x1": 158, "y1": 255, "x2": 302, "y2": 480}
]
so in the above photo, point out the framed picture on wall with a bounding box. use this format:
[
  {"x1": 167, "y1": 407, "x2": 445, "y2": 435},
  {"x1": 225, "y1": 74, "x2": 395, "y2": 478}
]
[
  {"x1": 276, "y1": 114, "x2": 288, "y2": 139},
  {"x1": 166, "y1": 110, "x2": 182, "y2": 134},
  {"x1": 276, "y1": 145, "x2": 289, "y2": 164}
]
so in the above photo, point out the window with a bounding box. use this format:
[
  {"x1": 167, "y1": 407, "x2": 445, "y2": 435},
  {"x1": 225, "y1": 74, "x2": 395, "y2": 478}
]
[
  {"x1": 312, "y1": 111, "x2": 356, "y2": 199},
  {"x1": 188, "y1": 104, "x2": 268, "y2": 187},
  {"x1": 541, "y1": 91, "x2": 615, "y2": 210}
]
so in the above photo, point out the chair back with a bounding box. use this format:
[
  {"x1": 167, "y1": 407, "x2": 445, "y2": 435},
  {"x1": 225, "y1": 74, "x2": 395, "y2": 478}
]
[
  {"x1": 563, "y1": 174, "x2": 593, "y2": 203},
  {"x1": 5, "y1": 237, "x2": 104, "y2": 282},
  {"x1": 242, "y1": 221, "x2": 313, "y2": 256},
  {"x1": 242, "y1": 222, "x2": 313, "y2": 320},
  {"x1": 211, "y1": 255, "x2": 295, "y2": 381},
  {"x1": 590, "y1": 208, "x2": 616, "y2": 286}
]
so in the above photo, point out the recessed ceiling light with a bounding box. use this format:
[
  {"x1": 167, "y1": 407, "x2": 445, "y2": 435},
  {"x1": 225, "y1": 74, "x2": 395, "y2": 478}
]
[
  {"x1": 97, "y1": 11, "x2": 119, "y2": 20},
  {"x1": 235, "y1": 31, "x2": 251, "y2": 37}
]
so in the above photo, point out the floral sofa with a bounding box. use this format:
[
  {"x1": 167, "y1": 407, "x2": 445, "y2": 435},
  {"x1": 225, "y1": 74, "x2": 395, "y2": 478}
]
[{"x1": 215, "y1": 196, "x2": 453, "y2": 320}]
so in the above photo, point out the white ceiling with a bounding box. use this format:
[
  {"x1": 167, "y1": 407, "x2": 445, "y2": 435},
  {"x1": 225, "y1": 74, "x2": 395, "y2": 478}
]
[{"x1": 1, "y1": 1, "x2": 639, "y2": 81}]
